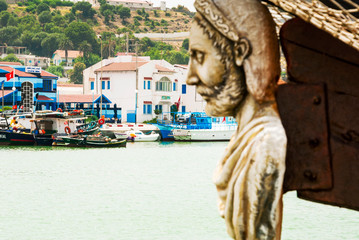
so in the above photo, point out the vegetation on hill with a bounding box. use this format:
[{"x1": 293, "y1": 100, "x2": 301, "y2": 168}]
[{"x1": 0, "y1": 0, "x2": 192, "y2": 78}]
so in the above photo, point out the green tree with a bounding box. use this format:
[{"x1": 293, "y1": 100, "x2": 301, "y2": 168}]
[
  {"x1": 7, "y1": 15, "x2": 17, "y2": 26},
  {"x1": 79, "y1": 40, "x2": 92, "y2": 59},
  {"x1": 58, "y1": 37, "x2": 74, "y2": 66},
  {"x1": 64, "y1": 21, "x2": 97, "y2": 49},
  {"x1": 37, "y1": 3, "x2": 50, "y2": 14},
  {"x1": 30, "y1": 31, "x2": 48, "y2": 55},
  {"x1": 74, "y1": 53, "x2": 100, "y2": 68},
  {"x1": 46, "y1": 65, "x2": 64, "y2": 77},
  {"x1": 118, "y1": 7, "x2": 131, "y2": 22},
  {"x1": 69, "y1": 62, "x2": 86, "y2": 83},
  {"x1": 0, "y1": 11, "x2": 10, "y2": 27},
  {"x1": 100, "y1": 3, "x2": 114, "y2": 16},
  {"x1": 1, "y1": 54, "x2": 22, "y2": 63},
  {"x1": 103, "y1": 9, "x2": 112, "y2": 24},
  {"x1": 0, "y1": 0, "x2": 7, "y2": 12},
  {"x1": 38, "y1": 10, "x2": 52, "y2": 25},
  {"x1": 44, "y1": 22, "x2": 62, "y2": 33},
  {"x1": 52, "y1": 14, "x2": 66, "y2": 27},
  {"x1": 18, "y1": 15, "x2": 41, "y2": 33},
  {"x1": 0, "y1": 26, "x2": 19, "y2": 45},
  {"x1": 6, "y1": 47, "x2": 15, "y2": 54},
  {"x1": 72, "y1": 2, "x2": 96, "y2": 19},
  {"x1": 182, "y1": 38, "x2": 189, "y2": 51},
  {"x1": 41, "y1": 33, "x2": 62, "y2": 57}
]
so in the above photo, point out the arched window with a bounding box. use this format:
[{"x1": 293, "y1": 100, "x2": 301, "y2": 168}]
[{"x1": 155, "y1": 77, "x2": 172, "y2": 92}]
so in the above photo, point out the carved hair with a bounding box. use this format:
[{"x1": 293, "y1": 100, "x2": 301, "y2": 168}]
[{"x1": 194, "y1": 0, "x2": 280, "y2": 102}]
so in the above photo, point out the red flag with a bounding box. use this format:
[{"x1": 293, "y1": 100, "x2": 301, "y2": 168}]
[
  {"x1": 175, "y1": 96, "x2": 181, "y2": 109},
  {"x1": 5, "y1": 70, "x2": 14, "y2": 81},
  {"x1": 222, "y1": 117, "x2": 226, "y2": 123}
]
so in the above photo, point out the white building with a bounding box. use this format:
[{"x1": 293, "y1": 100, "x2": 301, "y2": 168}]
[
  {"x1": 52, "y1": 50, "x2": 83, "y2": 66},
  {"x1": 106, "y1": 0, "x2": 153, "y2": 9},
  {"x1": 83, "y1": 55, "x2": 205, "y2": 123},
  {"x1": 61, "y1": 0, "x2": 99, "y2": 6}
]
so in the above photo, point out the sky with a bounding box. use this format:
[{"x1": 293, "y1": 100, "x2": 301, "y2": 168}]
[{"x1": 152, "y1": 0, "x2": 196, "y2": 12}]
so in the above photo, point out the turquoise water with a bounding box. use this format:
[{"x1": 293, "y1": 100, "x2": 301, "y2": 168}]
[{"x1": 0, "y1": 142, "x2": 358, "y2": 240}]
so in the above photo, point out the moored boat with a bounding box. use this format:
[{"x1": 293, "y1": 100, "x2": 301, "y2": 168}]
[
  {"x1": 155, "y1": 112, "x2": 237, "y2": 141},
  {"x1": 59, "y1": 134, "x2": 126, "y2": 148},
  {"x1": 126, "y1": 130, "x2": 160, "y2": 142},
  {"x1": 0, "y1": 129, "x2": 35, "y2": 145}
]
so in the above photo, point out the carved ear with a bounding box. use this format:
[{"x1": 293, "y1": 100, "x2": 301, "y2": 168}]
[{"x1": 234, "y1": 38, "x2": 250, "y2": 67}]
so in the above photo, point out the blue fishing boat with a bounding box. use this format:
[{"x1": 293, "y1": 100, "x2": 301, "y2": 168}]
[{"x1": 153, "y1": 112, "x2": 237, "y2": 141}]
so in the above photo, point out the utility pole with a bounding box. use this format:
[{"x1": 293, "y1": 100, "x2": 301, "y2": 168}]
[
  {"x1": 99, "y1": 35, "x2": 103, "y2": 117},
  {"x1": 135, "y1": 42, "x2": 139, "y2": 124}
]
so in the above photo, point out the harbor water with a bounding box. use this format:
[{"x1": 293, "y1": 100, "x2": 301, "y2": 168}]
[{"x1": 0, "y1": 142, "x2": 358, "y2": 240}]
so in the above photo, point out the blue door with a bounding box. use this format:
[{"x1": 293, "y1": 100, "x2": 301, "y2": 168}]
[{"x1": 127, "y1": 111, "x2": 136, "y2": 123}]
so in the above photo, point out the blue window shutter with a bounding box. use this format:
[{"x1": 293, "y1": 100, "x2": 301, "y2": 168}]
[
  {"x1": 144, "y1": 81, "x2": 146, "y2": 89},
  {"x1": 182, "y1": 106, "x2": 186, "y2": 112},
  {"x1": 102, "y1": 81, "x2": 105, "y2": 90},
  {"x1": 155, "y1": 105, "x2": 158, "y2": 110},
  {"x1": 143, "y1": 104, "x2": 146, "y2": 114},
  {"x1": 147, "y1": 104, "x2": 151, "y2": 114},
  {"x1": 148, "y1": 81, "x2": 151, "y2": 89},
  {"x1": 159, "y1": 105, "x2": 162, "y2": 111},
  {"x1": 182, "y1": 84, "x2": 186, "y2": 94},
  {"x1": 107, "y1": 81, "x2": 110, "y2": 89},
  {"x1": 91, "y1": 82, "x2": 94, "y2": 90}
]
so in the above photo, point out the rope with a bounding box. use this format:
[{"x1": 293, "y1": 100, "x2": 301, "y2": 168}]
[{"x1": 263, "y1": 0, "x2": 359, "y2": 51}]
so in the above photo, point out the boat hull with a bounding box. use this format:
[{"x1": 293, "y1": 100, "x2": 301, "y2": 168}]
[
  {"x1": 172, "y1": 129, "x2": 235, "y2": 141},
  {"x1": 0, "y1": 130, "x2": 35, "y2": 145}
]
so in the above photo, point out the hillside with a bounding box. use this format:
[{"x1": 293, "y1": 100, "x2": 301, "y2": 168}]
[
  {"x1": 94, "y1": 8, "x2": 192, "y2": 34},
  {"x1": 0, "y1": 1, "x2": 192, "y2": 70},
  {"x1": 7, "y1": 4, "x2": 193, "y2": 35}
]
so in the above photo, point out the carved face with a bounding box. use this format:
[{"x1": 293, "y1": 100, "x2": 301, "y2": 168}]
[{"x1": 187, "y1": 21, "x2": 247, "y2": 117}]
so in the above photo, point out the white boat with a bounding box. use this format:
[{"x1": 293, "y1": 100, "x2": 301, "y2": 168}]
[
  {"x1": 157, "y1": 112, "x2": 237, "y2": 141},
  {"x1": 101, "y1": 123, "x2": 159, "y2": 134},
  {"x1": 127, "y1": 130, "x2": 160, "y2": 142},
  {"x1": 172, "y1": 124, "x2": 236, "y2": 141},
  {"x1": 114, "y1": 132, "x2": 128, "y2": 140}
]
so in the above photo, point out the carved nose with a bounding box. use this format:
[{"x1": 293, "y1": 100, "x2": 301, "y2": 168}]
[{"x1": 186, "y1": 76, "x2": 199, "y2": 85}]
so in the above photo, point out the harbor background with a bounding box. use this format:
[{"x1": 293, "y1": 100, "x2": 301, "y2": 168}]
[{"x1": 0, "y1": 142, "x2": 358, "y2": 240}]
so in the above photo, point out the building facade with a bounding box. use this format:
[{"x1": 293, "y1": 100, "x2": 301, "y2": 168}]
[
  {"x1": 106, "y1": 0, "x2": 153, "y2": 9},
  {"x1": 52, "y1": 50, "x2": 82, "y2": 66},
  {"x1": 83, "y1": 55, "x2": 206, "y2": 123},
  {"x1": 0, "y1": 65, "x2": 58, "y2": 112}
]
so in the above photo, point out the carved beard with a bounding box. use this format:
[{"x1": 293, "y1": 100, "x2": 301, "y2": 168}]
[{"x1": 197, "y1": 64, "x2": 247, "y2": 117}]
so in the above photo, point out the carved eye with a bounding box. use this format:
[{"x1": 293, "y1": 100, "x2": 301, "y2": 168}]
[{"x1": 191, "y1": 50, "x2": 204, "y2": 64}]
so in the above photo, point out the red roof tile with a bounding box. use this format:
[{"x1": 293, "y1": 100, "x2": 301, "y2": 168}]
[
  {"x1": 41, "y1": 70, "x2": 58, "y2": 78},
  {"x1": 57, "y1": 83, "x2": 83, "y2": 88},
  {"x1": 37, "y1": 95, "x2": 54, "y2": 101},
  {"x1": 54, "y1": 50, "x2": 83, "y2": 59},
  {"x1": 95, "y1": 62, "x2": 148, "y2": 73},
  {"x1": 0, "y1": 66, "x2": 36, "y2": 77},
  {"x1": 156, "y1": 64, "x2": 174, "y2": 72},
  {"x1": 59, "y1": 94, "x2": 100, "y2": 103},
  {"x1": 0, "y1": 90, "x2": 14, "y2": 98}
]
